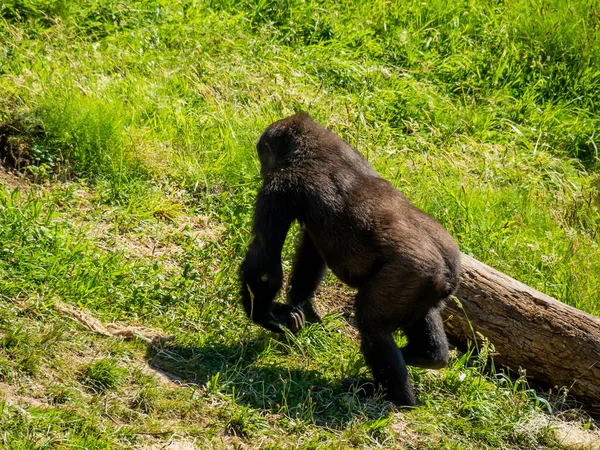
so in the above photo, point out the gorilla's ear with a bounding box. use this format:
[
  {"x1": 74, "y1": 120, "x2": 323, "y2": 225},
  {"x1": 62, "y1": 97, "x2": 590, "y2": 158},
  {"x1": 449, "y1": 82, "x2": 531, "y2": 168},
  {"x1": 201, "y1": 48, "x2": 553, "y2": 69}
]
[
  {"x1": 257, "y1": 123, "x2": 294, "y2": 177},
  {"x1": 258, "y1": 140, "x2": 276, "y2": 178}
]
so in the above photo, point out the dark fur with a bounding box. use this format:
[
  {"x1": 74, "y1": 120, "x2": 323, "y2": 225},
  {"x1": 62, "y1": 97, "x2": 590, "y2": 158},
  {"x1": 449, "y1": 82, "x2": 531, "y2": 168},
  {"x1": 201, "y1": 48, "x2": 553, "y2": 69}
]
[{"x1": 239, "y1": 113, "x2": 460, "y2": 406}]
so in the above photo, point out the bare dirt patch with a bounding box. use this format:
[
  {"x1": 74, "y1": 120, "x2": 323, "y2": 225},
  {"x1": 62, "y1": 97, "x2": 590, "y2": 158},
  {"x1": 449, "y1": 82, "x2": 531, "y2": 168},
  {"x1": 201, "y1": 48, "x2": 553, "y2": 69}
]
[
  {"x1": 520, "y1": 414, "x2": 600, "y2": 449},
  {"x1": 0, "y1": 381, "x2": 45, "y2": 408},
  {"x1": 315, "y1": 280, "x2": 358, "y2": 339},
  {"x1": 143, "y1": 439, "x2": 201, "y2": 450},
  {"x1": 317, "y1": 280, "x2": 355, "y2": 317},
  {"x1": 0, "y1": 166, "x2": 31, "y2": 191},
  {"x1": 90, "y1": 213, "x2": 225, "y2": 273},
  {"x1": 555, "y1": 422, "x2": 600, "y2": 450},
  {"x1": 113, "y1": 230, "x2": 185, "y2": 271}
]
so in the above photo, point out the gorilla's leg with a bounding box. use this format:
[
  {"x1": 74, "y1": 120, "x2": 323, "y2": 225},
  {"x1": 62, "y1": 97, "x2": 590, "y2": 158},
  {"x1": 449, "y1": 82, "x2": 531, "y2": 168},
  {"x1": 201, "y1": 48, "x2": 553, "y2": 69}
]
[
  {"x1": 286, "y1": 231, "x2": 327, "y2": 326},
  {"x1": 354, "y1": 275, "x2": 419, "y2": 407},
  {"x1": 402, "y1": 307, "x2": 449, "y2": 370},
  {"x1": 360, "y1": 331, "x2": 415, "y2": 406}
]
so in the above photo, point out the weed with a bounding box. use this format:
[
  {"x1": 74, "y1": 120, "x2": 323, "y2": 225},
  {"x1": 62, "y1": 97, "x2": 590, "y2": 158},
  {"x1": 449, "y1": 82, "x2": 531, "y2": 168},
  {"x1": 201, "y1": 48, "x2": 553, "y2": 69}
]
[{"x1": 80, "y1": 358, "x2": 126, "y2": 392}]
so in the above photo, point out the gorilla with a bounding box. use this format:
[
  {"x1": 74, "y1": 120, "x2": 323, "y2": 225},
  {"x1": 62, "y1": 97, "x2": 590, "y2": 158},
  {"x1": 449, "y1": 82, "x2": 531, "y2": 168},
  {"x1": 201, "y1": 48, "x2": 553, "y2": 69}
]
[{"x1": 239, "y1": 113, "x2": 460, "y2": 406}]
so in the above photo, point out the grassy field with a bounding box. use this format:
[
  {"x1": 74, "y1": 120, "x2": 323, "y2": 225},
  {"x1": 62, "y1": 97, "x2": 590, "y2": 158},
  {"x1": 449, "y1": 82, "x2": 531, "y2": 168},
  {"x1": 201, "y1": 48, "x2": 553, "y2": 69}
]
[{"x1": 1, "y1": 0, "x2": 599, "y2": 448}]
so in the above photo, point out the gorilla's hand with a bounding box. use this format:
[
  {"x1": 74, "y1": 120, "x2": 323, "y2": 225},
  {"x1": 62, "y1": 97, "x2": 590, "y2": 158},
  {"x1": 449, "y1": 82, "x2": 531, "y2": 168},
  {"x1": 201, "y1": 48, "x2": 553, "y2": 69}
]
[{"x1": 268, "y1": 302, "x2": 305, "y2": 333}]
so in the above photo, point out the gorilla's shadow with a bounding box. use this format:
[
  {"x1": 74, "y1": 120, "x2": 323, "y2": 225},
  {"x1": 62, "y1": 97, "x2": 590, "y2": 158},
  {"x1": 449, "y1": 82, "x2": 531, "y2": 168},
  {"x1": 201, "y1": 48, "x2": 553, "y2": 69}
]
[{"x1": 144, "y1": 336, "x2": 391, "y2": 428}]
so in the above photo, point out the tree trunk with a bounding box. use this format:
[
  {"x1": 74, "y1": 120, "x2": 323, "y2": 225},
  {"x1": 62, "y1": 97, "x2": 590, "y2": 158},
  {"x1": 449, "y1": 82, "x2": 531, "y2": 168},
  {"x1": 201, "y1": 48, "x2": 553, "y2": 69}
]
[{"x1": 442, "y1": 254, "x2": 600, "y2": 412}]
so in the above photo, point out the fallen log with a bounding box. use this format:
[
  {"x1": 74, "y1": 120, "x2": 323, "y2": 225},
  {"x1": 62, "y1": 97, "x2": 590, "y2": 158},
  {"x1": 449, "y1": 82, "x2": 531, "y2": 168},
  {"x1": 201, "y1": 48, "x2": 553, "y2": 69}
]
[{"x1": 442, "y1": 254, "x2": 600, "y2": 411}]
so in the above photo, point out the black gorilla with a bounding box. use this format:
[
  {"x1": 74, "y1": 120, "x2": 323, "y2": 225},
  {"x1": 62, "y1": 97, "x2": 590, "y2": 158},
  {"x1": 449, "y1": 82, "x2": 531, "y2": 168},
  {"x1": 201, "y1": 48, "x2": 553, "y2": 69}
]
[{"x1": 239, "y1": 113, "x2": 460, "y2": 406}]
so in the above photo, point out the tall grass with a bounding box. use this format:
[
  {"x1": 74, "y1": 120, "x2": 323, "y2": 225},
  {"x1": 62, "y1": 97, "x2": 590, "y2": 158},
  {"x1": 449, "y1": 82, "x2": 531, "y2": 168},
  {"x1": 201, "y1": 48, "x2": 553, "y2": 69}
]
[{"x1": 35, "y1": 92, "x2": 128, "y2": 179}]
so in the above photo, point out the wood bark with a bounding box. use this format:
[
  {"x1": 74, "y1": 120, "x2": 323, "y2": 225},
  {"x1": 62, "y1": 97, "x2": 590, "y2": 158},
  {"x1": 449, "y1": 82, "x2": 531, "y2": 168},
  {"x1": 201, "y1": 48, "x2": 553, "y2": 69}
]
[{"x1": 441, "y1": 254, "x2": 600, "y2": 412}]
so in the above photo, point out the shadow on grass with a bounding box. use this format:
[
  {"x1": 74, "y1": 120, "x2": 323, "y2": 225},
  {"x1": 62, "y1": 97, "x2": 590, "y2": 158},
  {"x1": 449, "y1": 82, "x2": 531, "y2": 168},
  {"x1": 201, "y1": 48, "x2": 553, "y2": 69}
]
[{"x1": 144, "y1": 337, "x2": 392, "y2": 428}]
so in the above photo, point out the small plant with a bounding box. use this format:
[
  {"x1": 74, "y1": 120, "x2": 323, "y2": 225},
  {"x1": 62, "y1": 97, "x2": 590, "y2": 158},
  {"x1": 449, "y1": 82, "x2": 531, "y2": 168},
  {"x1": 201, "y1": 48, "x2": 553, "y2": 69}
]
[
  {"x1": 130, "y1": 386, "x2": 159, "y2": 413},
  {"x1": 80, "y1": 358, "x2": 126, "y2": 393},
  {"x1": 46, "y1": 383, "x2": 76, "y2": 405},
  {"x1": 0, "y1": 325, "x2": 42, "y2": 377}
]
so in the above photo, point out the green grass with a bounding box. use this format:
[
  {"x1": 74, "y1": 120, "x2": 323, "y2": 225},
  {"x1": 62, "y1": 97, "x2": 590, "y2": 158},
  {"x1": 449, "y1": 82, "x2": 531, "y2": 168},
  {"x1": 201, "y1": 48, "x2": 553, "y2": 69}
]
[{"x1": 1, "y1": 0, "x2": 599, "y2": 448}]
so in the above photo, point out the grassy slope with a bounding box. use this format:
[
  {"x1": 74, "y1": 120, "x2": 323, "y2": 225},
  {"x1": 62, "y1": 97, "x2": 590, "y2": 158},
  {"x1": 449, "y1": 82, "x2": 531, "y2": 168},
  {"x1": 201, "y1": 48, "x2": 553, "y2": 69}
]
[{"x1": 0, "y1": 0, "x2": 599, "y2": 448}]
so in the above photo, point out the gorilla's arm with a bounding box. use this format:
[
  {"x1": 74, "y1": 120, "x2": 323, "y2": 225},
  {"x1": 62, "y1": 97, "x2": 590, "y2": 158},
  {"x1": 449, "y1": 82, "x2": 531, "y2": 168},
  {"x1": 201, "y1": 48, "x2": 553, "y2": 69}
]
[{"x1": 239, "y1": 188, "x2": 298, "y2": 333}]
